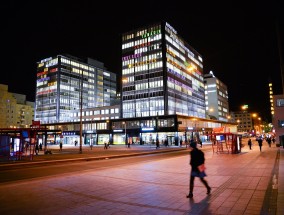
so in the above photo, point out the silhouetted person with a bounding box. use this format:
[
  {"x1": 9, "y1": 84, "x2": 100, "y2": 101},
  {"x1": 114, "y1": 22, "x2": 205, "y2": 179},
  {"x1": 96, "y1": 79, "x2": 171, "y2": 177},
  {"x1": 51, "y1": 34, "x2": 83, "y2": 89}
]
[
  {"x1": 248, "y1": 138, "x2": 252, "y2": 150},
  {"x1": 35, "y1": 144, "x2": 39, "y2": 155},
  {"x1": 25, "y1": 142, "x2": 29, "y2": 154},
  {"x1": 199, "y1": 139, "x2": 203, "y2": 148},
  {"x1": 267, "y1": 137, "x2": 271, "y2": 147},
  {"x1": 127, "y1": 140, "x2": 131, "y2": 148},
  {"x1": 187, "y1": 140, "x2": 211, "y2": 198},
  {"x1": 156, "y1": 139, "x2": 160, "y2": 149},
  {"x1": 59, "y1": 142, "x2": 63, "y2": 151},
  {"x1": 104, "y1": 141, "x2": 108, "y2": 149},
  {"x1": 257, "y1": 137, "x2": 263, "y2": 152},
  {"x1": 272, "y1": 137, "x2": 276, "y2": 144},
  {"x1": 164, "y1": 139, "x2": 169, "y2": 147}
]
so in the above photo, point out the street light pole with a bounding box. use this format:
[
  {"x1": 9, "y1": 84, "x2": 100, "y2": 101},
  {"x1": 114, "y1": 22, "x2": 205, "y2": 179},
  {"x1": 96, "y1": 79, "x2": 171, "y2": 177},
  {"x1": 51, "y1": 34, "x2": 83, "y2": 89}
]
[
  {"x1": 79, "y1": 70, "x2": 83, "y2": 154},
  {"x1": 122, "y1": 121, "x2": 127, "y2": 145},
  {"x1": 90, "y1": 118, "x2": 94, "y2": 147},
  {"x1": 124, "y1": 122, "x2": 127, "y2": 145}
]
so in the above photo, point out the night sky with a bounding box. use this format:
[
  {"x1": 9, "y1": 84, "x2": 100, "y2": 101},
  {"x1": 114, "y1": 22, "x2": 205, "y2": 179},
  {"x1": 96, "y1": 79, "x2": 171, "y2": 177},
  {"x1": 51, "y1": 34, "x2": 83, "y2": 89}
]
[{"x1": 2, "y1": 1, "x2": 283, "y2": 122}]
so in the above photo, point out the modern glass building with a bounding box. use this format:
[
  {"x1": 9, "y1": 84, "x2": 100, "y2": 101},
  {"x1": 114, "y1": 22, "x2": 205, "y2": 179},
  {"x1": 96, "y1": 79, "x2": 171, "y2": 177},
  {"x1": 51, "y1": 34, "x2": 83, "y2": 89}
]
[
  {"x1": 204, "y1": 71, "x2": 229, "y2": 121},
  {"x1": 35, "y1": 55, "x2": 117, "y2": 124},
  {"x1": 121, "y1": 21, "x2": 205, "y2": 119}
]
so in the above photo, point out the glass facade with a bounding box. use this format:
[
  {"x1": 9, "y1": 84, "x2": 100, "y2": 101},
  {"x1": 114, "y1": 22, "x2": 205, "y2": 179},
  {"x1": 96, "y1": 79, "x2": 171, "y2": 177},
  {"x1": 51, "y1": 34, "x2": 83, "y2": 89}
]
[
  {"x1": 35, "y1": 55, "x2": 117, "y2": 123},
  {"x1": 121, "y1": 22, "x2": 205, "y2": 119}
]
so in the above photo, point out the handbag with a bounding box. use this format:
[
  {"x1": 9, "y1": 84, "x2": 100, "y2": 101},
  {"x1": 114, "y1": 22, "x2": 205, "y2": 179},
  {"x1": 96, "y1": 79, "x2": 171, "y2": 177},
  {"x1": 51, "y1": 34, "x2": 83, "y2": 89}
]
[{"x1": 198, "y1": 164, "x2": 206, "y2": 172}]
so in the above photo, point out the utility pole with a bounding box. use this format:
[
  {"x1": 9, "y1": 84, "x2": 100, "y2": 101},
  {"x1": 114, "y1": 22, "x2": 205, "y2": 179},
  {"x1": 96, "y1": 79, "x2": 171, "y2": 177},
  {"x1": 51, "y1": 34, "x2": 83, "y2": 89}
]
[{"x1": 79, "y1": 70, "x2": 83, "y2": 154}]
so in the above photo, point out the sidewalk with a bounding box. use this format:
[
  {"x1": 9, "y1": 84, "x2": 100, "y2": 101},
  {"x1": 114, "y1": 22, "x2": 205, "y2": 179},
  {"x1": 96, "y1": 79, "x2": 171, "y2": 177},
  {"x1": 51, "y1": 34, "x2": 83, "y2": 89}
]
[{"x1": 0, "y1": 141, "x2": 283, "y2": 214}]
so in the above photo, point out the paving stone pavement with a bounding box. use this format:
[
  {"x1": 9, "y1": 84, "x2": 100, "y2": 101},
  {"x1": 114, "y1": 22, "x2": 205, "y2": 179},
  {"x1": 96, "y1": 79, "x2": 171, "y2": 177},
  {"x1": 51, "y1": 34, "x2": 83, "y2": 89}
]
[{"x1": 0, "y1": 139, "x2": 283, "y2": 215}]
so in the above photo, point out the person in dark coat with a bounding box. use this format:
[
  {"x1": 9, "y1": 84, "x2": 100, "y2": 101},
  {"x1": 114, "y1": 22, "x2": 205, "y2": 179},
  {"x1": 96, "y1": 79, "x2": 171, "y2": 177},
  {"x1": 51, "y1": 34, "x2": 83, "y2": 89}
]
[
  {"x1": 248, "y1": 138, "x2": 252, "y2": 150},
  {"x1": 187, "y1": 140, "x2": 211, "y2": 198},
  {"x1": 59, "y1": 142, "x2": 63, "y2": 151},
  {"x1": 35, "y1": 144, "x2": 39, "y2": 155},
  {"x1": 257, "y1": 137, "x2": 263, "y2": 151},
  {"x1": 104, "y1": 141, "x2": 108, "y2": 149},
  {"x1": 156, "y1": 139, "x2": 160, "y2": 149},
  {"x1": 267, "y1": 137, "x2": 272, "y2": 147}
]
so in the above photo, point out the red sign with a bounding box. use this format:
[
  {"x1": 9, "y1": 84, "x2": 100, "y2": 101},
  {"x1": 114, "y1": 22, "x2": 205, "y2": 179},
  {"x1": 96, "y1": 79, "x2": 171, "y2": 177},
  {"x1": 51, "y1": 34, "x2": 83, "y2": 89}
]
[{"x1": 32, "y1": 120, "x2": 41, "y2": 126}]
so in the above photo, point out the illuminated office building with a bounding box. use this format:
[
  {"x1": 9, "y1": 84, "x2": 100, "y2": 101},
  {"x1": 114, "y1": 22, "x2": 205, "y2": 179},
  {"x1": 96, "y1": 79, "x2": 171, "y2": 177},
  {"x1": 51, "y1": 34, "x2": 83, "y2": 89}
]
[
  {"x1": 35, "y1": 55, "x2": 117, "y2": 124},
  {"x1": 204, "y1": 71, "x2": 229, "y2": 121},
  {"x1": 121, "y1": 22, "x2": 205, "y2": 119}
]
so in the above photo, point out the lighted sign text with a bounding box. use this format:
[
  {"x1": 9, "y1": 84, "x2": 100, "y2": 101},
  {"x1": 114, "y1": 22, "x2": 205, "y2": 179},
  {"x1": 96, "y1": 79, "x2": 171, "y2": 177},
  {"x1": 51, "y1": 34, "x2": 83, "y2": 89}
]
[
  {"x1": 50, "y1": 68, "x2": 57, "y2": 73},
  {"x1": 40, "y1": 57, "x2": 52, "y2": 63},
  {"x1": 37, "y1": 71, "x2": 48, "y2": 76},
  {"x1": 113, "y1": 129, "x2": 123, "y2": 132},
  {"x1": 122, "y1": 53, "x2": 142, "y2": 61},
  {"x1": 36, "y1": 89, "x2": 54, "y2": 95},
  {"x1": 134, "y1": 42, "x2": 150, "y2": 49},
  {"x1": 166, "y1": 22, "x2": 177, "y2": 34},
  {"x1": 141, "y1": 30, "x2": 161, "y2": 38},
  {"x1": 141, "y1": 127, "x2": 155, "y2": 131},
  {"x1": 37, "y1": 77, "x2": 50, "y2": 82}
]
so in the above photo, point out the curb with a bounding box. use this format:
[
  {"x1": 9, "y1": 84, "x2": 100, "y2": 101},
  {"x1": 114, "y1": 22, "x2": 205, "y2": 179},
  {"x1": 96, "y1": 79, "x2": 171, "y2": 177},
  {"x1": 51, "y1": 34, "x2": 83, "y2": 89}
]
[{"x1": 0, "y1": 148, "x2": 187, "y2": 170}]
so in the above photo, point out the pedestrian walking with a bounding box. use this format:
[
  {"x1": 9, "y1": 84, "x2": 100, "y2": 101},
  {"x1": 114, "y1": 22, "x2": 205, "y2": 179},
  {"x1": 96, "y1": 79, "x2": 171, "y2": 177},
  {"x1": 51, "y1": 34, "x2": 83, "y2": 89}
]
[
  {"x1": 248, "y1": 138, "x2": 252, "y2": 150},
  {"x1": 198, "y1": 139, "x2": 203, "y2": 148},
  {"x1": 59, "y1": 142, "x2": 63, "y2": 151},
  {"x1": 35, "y1": 144, "x2": 39, "y2": 155},
  {"x1": 164, "y1": 139, "x2": 169, "y2": 147},
  {"x1": 186, "y1": 140, "x2": 211, "y2": 198},
  {"x1": 156, "y1": 139, "x2": 160, "y2": 149},
  {"x1": 185, "y1": 140, "x2": 188, "y2": 148},
  {"x1": 272, "y1": 137, "x2": 276, "y2": 144},
  {"x1": 25, "y1": 142, "x2": 29, "y2": 154},
  {"x1": 104, "y1": 141, "x2": 108, "y2": 149},
  {"x1": 267, "y1": 137, "x2": 272, "y2": 147},
  {"x1": 257, "y1": 137, "x2": 263, "y2": 152},
  {"x1": 90, "y1": 142, "x2": 93, "y2": 150}
]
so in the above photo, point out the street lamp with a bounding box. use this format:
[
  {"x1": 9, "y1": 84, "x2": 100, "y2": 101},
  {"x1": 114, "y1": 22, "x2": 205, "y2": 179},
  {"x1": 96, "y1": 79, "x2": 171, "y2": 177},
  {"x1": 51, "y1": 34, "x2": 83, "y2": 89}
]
[
  {"x1": 227, "y1": 115, "x2": 231, "y2": 122},
  {"x1": 241, "y1": 105, "x2": 248, "y2": 111},
  {"x1": 79, "y1": 70, "x2": 83, "y2": 154},
  {"x1": 90, "y1": 118, "x2": 95, "y2": 146},
  {"x1": 122, "y1": 121, "x2": 127, "y2": 145}
]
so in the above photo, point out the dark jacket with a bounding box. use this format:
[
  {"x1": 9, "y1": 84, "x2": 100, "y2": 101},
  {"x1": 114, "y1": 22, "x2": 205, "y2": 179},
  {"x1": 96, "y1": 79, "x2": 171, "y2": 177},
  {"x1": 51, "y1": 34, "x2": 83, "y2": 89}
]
[
  {"x1": 257, "y1": 138, "x2": 263, "y2": 146},
  {"x1": 190, "y1": 148, "x2": 205, "y2": 172}
]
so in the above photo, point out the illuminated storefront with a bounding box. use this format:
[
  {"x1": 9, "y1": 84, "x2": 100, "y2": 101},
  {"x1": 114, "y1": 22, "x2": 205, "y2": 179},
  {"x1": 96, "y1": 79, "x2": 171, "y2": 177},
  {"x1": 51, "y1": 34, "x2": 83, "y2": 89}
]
[{"x1": 42, "y1": 114, "x2": 237, "y2": 146}]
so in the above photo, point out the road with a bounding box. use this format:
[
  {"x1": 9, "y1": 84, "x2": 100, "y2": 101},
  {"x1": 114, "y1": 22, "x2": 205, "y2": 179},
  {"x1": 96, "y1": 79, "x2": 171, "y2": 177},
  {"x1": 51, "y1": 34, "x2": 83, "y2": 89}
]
[{"x1": 0, "y1": 150, "x2": 188, "y2": 183}]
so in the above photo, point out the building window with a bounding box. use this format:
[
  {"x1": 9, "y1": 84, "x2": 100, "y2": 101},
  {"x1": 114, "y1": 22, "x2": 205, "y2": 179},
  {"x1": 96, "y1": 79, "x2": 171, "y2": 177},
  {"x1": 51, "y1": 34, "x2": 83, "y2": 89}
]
[
  {"x1": 278, "y1": 120, "x2": 284, "y2": 128},
  {"x1": 276, "y1": 98, "x2": 284, "y2": 107}
]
